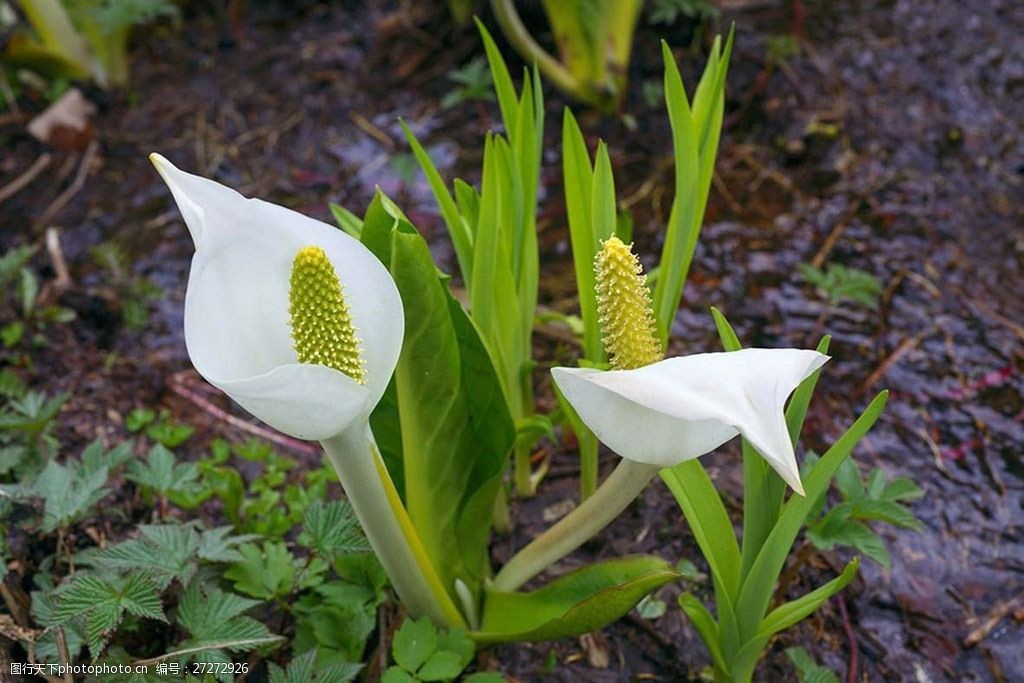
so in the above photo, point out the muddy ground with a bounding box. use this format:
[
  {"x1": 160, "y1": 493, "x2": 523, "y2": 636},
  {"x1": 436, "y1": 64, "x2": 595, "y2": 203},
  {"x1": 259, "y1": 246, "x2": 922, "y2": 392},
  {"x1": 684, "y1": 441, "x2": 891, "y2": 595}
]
[{"x1": 1, "y1": 0, "x2": 1021, "y2": 680}]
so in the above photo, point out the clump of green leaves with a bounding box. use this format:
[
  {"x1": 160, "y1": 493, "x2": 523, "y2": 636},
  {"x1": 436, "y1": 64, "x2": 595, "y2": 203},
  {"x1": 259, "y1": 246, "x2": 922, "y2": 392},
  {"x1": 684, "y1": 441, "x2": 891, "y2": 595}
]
[
  {"x1": 383, "y1": 617, "x2": 501, "y2": 683},
  {"x1": 799, "y1": 263, "x2": 882, "y2": 309},
  {"x1": 90, "y1": 242, "x2": 164, "y2": 331},
  {"x1": 805, "y1": 455, "x2": 924, "y2": 568},
  {"x1": 441, "y1": 56, "x2": 495, "y2": 109},
  {"x1": 0, "y1": 378, "x2": 67, "y2": 479},
  {"x1": 0, "y1": 245, "x2": 74, "y2": 350},
  {"x1": 188, "y1": 437, "x2": 332, "y2": 537},
  {"x1": 662, "y1": 313, "x2": 899, "y2": 681},
  {"x1": 125, "y1": 407, "x2": 194, "y2": 448}
]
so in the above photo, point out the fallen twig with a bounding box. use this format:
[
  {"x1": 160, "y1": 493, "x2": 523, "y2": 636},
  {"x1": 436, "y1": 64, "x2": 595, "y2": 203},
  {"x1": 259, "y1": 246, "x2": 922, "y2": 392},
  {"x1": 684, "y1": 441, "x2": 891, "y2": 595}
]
[
  {"x1": 0, "y1": 153, "x2": 51, "y2": 206},
  {"x1": 45, "y1": 228, "x2": 73, "y2": 292},
  {"x1": 34, "y1": 140, "x2": 99, "y2": 229},
  {"x1": 963, "y1": 594, "x2": 1023, "y2": 648}
]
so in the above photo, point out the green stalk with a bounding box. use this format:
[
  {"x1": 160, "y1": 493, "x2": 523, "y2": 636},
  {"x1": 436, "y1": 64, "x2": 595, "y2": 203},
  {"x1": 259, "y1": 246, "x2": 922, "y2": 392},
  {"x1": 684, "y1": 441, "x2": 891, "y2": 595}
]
[
  {"x1": 577, "y1": 428, "x2": 599, "y2": 500},
  {"x1": 492, "y1": 459, "x2": 659, "y2": 591},
  {"x1": 322, "y1": 424, "x2": 466, "y2": 628}
]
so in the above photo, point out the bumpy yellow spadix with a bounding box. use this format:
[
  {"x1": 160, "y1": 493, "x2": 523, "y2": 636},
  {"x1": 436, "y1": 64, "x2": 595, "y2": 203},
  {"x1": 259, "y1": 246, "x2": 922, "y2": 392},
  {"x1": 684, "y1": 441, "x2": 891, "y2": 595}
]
[
  {"x1": 289, "y1": 246, "x2": 366, "y2": 384},
  {"x1": 595, "y1": 237, "x2": 663, "y2": 370}
]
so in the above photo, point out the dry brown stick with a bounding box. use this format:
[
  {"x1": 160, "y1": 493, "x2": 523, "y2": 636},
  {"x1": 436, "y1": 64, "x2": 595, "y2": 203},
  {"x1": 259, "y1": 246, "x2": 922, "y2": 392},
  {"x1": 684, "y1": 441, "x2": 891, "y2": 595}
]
[
  {"x1": 168, "y1": 377, "x2": 321, "y2": 456},
  {"x1": 0, "y1": 153, "x2": 51, "y2": 205},
  {"x1": 34, "y1": 140, "x2": 99, "y2": 229},
  {"x1": 963, "y1": 594, "x2": 1023, "y2": 648},
  {"x1": 810, "y1": 206, "x2": 856, "y2": 269},
  {"x1": 45, "y1": 228, "x2": 73, "y2": 292},
  {"x1": 856, "y1": 327, "x2": 933, "y2": 394}
]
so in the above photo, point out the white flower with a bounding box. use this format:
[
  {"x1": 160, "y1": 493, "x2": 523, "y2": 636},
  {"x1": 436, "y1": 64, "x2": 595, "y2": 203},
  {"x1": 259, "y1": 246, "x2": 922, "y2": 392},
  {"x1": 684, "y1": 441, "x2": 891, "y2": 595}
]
[
  {"x1": 552, "y1": 348, "x2": 828, "y2": 494},
  {"x1": 150, "y1": 153, "x2": 403, "y2": 441}
]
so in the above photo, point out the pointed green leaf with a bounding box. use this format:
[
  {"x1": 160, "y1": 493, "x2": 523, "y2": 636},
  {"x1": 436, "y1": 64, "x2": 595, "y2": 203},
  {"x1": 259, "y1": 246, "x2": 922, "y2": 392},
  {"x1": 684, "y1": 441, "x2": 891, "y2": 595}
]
[{"x1": 474, "y1": 556, "x2": 680, "y2": 643}]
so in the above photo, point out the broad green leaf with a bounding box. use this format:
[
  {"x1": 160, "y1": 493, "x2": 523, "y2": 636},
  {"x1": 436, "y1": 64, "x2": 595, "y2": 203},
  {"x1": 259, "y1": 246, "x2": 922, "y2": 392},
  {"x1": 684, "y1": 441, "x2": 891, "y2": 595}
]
[
  {"x1": 388, "y1": 225, "x2": 514, "y2": 601},
  {"x1": 474, "y1": 556, "x2": 679, "y2": 643},
  {"x1": 734, "y1": 392, "x2": 888, "y2": 640}
]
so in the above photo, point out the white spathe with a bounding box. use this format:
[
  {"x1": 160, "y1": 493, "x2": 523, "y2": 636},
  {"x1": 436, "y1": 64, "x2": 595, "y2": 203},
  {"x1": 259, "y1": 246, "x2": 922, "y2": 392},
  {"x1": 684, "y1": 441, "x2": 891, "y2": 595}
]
[
  {"x1": 151, "y1": 153, "x2": 403, "y2": 441},
  {"x1": 552, "y1": 349, "x2": 829, "y2": 495}
]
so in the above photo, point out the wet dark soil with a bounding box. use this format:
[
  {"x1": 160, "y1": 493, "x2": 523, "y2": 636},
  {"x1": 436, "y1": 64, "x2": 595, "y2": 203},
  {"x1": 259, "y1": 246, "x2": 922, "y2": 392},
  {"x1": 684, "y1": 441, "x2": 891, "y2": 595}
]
[{"x1": 1, "y1": 0, "x2": 1022, "y2": 680}]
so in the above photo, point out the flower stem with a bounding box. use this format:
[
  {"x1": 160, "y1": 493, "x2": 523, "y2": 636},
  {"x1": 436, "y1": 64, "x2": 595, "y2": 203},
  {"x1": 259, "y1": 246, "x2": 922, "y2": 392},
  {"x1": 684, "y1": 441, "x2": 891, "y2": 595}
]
[
  {"x1": 492, "y1": 459, "x2": 659, "y2": 592},
  {"x1": 322, "y1": 425, "x2": 466, "y2": 628}
]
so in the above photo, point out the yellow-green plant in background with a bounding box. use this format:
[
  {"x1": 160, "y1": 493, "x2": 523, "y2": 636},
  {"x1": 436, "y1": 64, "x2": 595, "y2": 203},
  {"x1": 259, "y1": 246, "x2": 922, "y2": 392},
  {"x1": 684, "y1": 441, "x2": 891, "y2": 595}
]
[
  {"x1": 490, "y1": 0, "x2": 643, "y2": 111},
  {"x1": 4, "y1": 0, "x2": 177, "y2": 87}
]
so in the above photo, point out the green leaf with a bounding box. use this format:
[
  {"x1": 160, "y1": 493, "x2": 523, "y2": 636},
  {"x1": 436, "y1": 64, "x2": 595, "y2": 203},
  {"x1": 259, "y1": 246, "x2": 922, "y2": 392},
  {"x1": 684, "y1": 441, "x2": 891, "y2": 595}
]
[
  {"x1": 392, "y1": 617, "x2": 438, "y2": 672},
  {"x1": 834, "y1": 457, "x2": 865, "y2": 501},
  {"x1": 300, "y1": 500, "x2": 370, "y2": 557},
  {"x1": 196, "y1": 526, "x2": 258, "y2": 564},
  {"x1": 418, "y1": 650, "x2": 464, "y2": 681},
  {"x1": 475, "y1": 18, "x2": 518, "y2": 136},
  {"x1": 382, "y1": 668, "x2": 416, "y2": 683},
  {"x1": 177, "y1": 582, "x2": 261, "y2": 637},
  {"x1": 400, "y1": 121, "x2": 472, "y2": 285},
  {"x1": 387, "y1": 223, "x2": 514, "y2": 599},
  {"x1": 785, "y1": 647, "x2": 840, "y2": 683},
  {"x1": 561, "y1": 108, "x2": 601, "y2": 361},
  {"x1": 330, "y1": 203, "x2": 363, "y2": 239},
  {"x1": 734, "y1": 392, "x2": 888, "y2": 640},
  {"x1": 126, "y1": 444, "x2": 200, "y2": 497},
  {"x1": 758, "y1": 557, "x2": 859, "y2": 638},
  {"x1": 31, "y1": 460, "x2": 108, "y2": 532},
  {"x1": 93, "y1": 524, "x2": 200, "y2": 588},
  {"x1": 54, "y1": 573, "x2": 165, "y2": 657},
  {"x1": 659, "y1": 461, "x2": 740, "y2": 600},
  {"x1": 224, "y1": 542, "x2": 296, "y2": 599},
  {"x1": 474, "y1": 556, "x2": 680, "y2": 643},
  {"x1": 678, "y1": 593, "x2": 728, "y2": 674},
  {"x1": 463, "y1": 674, "x2": 506, "y2": 683},
  {"x1": 882, "y1": 477, "x2": 924, "y2": 501}
]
